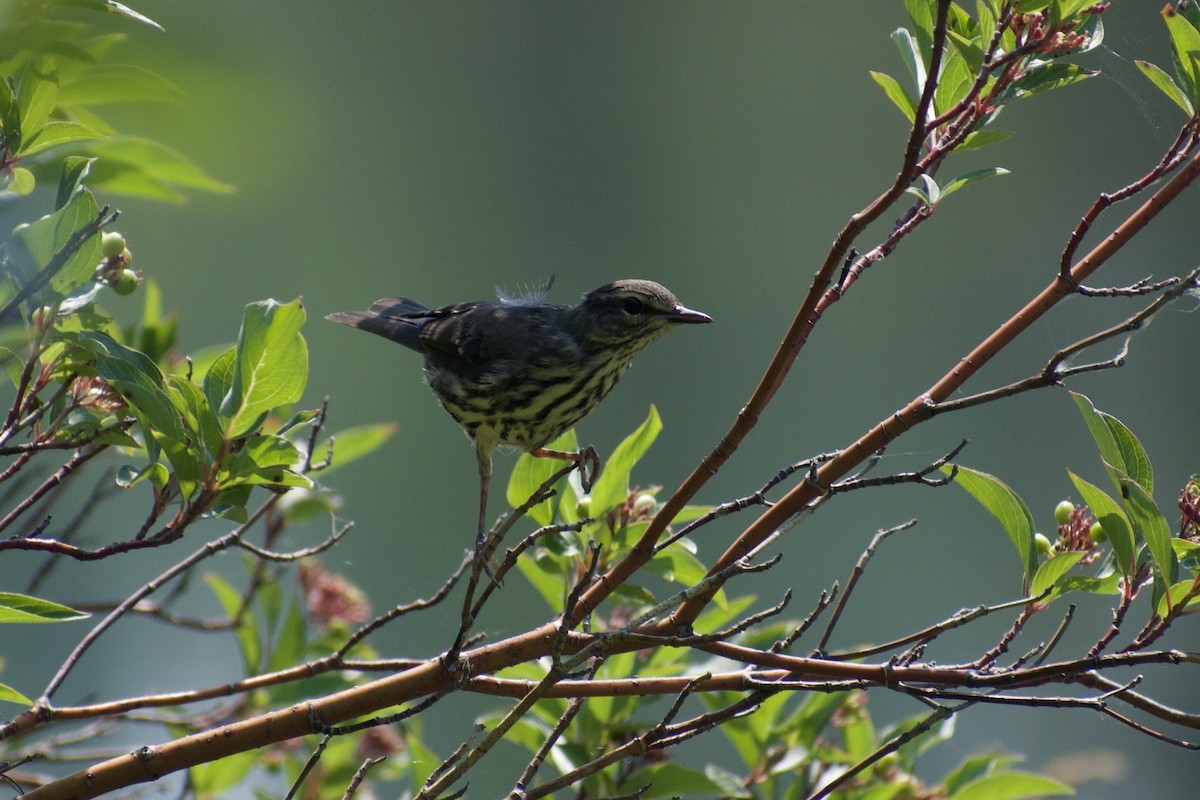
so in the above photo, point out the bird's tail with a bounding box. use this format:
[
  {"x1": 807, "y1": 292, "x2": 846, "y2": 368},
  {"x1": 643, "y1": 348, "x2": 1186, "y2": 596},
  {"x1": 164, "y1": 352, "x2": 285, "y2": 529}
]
[{"x1": 325, "y1": 297, "x2": 430, "y2": 350}]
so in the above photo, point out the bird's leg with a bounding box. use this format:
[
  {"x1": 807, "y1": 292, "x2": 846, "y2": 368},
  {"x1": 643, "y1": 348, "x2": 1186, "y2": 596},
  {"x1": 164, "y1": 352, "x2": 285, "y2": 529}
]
[
  {"x1": 530, "y1": 444, "x2": 601, "y2": 491},
  {"x1": 474, "y1": 455, "x2": 500, "y2": 584},
  {"x1": 476, "y1": 470, "x2": 490, "y2": 559}
]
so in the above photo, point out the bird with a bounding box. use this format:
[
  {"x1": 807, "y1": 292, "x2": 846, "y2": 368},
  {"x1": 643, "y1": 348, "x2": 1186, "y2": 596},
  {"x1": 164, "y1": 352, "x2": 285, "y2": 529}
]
[{"x1": 326, "y1": 279, "x2": 712, "y2": 575}]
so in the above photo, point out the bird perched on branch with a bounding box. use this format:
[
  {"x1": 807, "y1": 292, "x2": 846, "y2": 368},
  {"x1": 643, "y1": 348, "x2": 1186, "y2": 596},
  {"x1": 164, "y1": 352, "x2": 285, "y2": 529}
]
[{"x1": 327, "y1": 279, "x2": 711, "y2": 575}]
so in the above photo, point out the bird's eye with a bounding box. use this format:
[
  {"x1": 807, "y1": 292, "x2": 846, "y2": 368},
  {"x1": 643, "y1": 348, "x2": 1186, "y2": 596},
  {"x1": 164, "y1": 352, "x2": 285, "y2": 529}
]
[{"x1": 621, "y1": 297, "x2": 644, "y2": 315}]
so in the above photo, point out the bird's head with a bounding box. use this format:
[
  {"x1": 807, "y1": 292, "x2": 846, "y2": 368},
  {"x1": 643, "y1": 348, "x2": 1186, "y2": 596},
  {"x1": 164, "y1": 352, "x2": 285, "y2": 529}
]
[{"x1": 574, "y1": 279, "x2": 712, "y2": 352}]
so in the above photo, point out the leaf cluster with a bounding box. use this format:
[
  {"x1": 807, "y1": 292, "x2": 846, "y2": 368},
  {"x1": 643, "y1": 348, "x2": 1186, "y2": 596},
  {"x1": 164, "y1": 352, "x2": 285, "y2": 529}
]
[{"x1": 0, "y1": 0, "x2": 227, "y2": 200}]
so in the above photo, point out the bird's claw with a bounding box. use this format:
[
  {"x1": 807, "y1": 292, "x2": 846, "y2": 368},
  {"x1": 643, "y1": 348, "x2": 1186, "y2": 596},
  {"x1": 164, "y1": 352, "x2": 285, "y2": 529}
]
[
  {"x1": 473, "y1": 533, "x2": 503, "y2": 588},
  {"x1": 577, "y1": 445, "x2": 601, "y2": 492}
]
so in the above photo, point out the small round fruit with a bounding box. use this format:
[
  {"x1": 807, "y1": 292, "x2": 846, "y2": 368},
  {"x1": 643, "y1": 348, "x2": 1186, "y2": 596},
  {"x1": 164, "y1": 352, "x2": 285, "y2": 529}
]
[
  {"x1": 1089, "y1": 522, "x2": 1107, "y2": 543},
  {"x1": 1034, "y1": 532, "x2": 1054, "y2": 555},
  {"x1": 1054, "y1": 500, "x2": 1074, "y2": 525},
  {"x1": 631, "y1": 493, "x2": 657, "y2": 517},
  {"x1": 100, "y1": 231, "x2": 127, "y2": 258},
  {"x1": 111, "y1": 269, "x2": 139, "y2": 296}
]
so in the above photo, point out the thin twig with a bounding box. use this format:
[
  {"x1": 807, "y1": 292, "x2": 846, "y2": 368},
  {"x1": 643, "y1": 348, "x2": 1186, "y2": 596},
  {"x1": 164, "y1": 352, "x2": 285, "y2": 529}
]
[{"x1": 816, "y1": 520, "x2": 916, "y2": 654}]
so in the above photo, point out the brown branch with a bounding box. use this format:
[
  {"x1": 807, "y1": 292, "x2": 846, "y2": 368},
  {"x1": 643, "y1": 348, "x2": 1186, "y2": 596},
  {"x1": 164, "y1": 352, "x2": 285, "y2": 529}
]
[{"x1": 0, "y1": 446, "x2": 104, "y2": 536}]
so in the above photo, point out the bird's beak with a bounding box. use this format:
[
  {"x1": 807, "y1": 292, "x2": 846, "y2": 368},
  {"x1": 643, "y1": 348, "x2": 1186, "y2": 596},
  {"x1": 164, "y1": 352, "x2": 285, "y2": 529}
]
[{"x1": 666, "y1": 304, "x2": 713, "y2": 324}]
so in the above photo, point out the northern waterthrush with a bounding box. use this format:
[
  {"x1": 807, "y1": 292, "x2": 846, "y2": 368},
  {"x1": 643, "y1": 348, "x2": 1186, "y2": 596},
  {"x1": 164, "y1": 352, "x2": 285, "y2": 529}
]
[{"x1": 327, "y1": 279, "x2": 711, "y2": 571}]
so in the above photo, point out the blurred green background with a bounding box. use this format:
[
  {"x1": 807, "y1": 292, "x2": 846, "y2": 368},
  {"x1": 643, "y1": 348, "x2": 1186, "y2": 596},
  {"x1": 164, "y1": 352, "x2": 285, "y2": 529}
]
[{"x1": 5, "y1": 2, "x2": 1200, "y2": 796}]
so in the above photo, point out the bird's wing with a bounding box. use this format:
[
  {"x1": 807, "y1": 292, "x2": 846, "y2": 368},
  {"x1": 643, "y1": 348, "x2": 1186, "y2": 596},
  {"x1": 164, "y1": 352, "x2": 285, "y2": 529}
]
[{"x1": 420, "y1": 304, "x2": 577, "y2": 380}]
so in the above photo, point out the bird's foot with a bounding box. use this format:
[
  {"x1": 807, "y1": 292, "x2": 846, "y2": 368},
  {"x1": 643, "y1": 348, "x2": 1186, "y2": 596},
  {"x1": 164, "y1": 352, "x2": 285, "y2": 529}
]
[
  {"x1": 474, "y1": 528, "x2": 503, "y2": 588},
  {"x1": 530, "y1": 444, "x2": 602, "y2": 491}
]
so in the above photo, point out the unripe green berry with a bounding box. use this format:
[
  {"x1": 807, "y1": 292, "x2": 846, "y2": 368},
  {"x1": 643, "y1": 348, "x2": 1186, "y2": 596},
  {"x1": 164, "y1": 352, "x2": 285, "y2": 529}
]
[
  {"x1": 1089, "y1": 522, "x2": 1107, "y2": 543},
  {"x1": 101, "y1": 231, "x2": 127, "y2": 259},
  {"x1": 1054, "y1": 500, "x2": 1074, "y2": 525},
  {"x1": 1034, "y1": 532, "x2": 1053, "y2": 556},
  {"x1": 111, "y1": 269, "x2": 138, "y2": 296}
]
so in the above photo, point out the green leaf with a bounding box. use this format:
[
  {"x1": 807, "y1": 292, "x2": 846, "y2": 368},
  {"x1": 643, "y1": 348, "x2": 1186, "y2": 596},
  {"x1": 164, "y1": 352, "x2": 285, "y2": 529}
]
[
  {"x1": 0, "y1": 683, "x2": 33, "y2": 705},
  {"x1": 1068, "y1": 471, "x2": 1135, "y2": 576},
  {"x1": 274, "y1": 408, "x2": 319, "y2": 436},
  {"x1": 1174, "y1": 538, "x2": 1200, "y2": 569},
  {"x1": 646, "y1": 543, "x2": 709, "y2": 586},
  {"x1": 14, "y1": 179, "x2": 101, "y2": 297},
  {"x1": 0, "y1": 78, "x2": 18, "y2": 150},
  {"x1": 871, "y1": 70, "x2": 917, "y2": 122},
  {"x1": 115, "y1": 461, "x2": 169, "y2": 489},
  {"x1": 0, "y1": 592, "x2": 89, "y2": 623},
  {"x1": 222, "y1": 434, "x2": 310, "y2": 489},
  {"x1": 705, "y1": 765, "x2": 754, "y2": 799},
  {"x1": 206, "y1": 572, "x2": 260, "y2": 674},
  {"x1": 82, "y1": 332, "x2": 185, "y2": 444},
  {"x1": 940, "y1": 167, "x2": 1010, "y2": 199},
  {"x1": 1157, "y1": 580, "x2": 1200, "y2": 618},
  {"x1": 1071, "y1": 392, "x2": 1126, "y2": 493},
  {"x1": 16, "y1": 55, "x2": 58, "y2": 146},
  {"x1": 1001, "y1": 62, "x2": 1096, "y2": 103},
  {"x1": 607, "y1": 581, "x2": 657, "y2": 608},
  {"x1": 1121, "y1": 479, "x2": 1176, "y2": 587},
  {"x1": 62, "y1": 0, "x2": 164, "y2": 30},
  {"x1": 56, "y1": 156, "x2": 96, "y2": 211},
  {"x1": 903, "y1": 0, "x2": 934, "y2": 59},
  {"x1": 508, "y1": 428, "x2": 578, "y2": 525},
  {"x1": 976, "y1": 3, "x2": 999, "y2": 52},
  {"x1": 621, "y1": 763, "x2": 724, "y2": 798},
  {"x1": 891, "y1": 27, "x2": 928, "y2": 99},
  {"x1": 947, "y1": 465, "x2": 1037, "y2": 585},
  {"x1": 58, "y1": 64, "x2": 184, "y2": 106},
  {"x1": 8, "y1": 166, "x2": 35, "y2": 194},
  {"x1": 189, "y1": 751, "x2": 259, "y2": 797},
  {"x1": 85, "y1": 137, "x2": 233, "y2": 202},
  {"x1": 949, "y1": 771, "x2": 1073, "y2": 800},
  {"x1": 516, "y1": 551, "x2": 568, "y2": 611},
  {"x1": 934, "y1": 48, "x2": 973, "y2": 115},
  {"x1": 843, "y1": 706, "x2": 877, "y2": 762},
  {"x1": 278, "y1": 488, "x2": 341, "y2": 524},
  {"x1": 168, "y1": 376, "x2": 222, "y2": 461},
  {"x1": 1162, "y1": 3, "x2": 1200, "y2": 106},
  {"x1": 202, "y1": 346, "x2": 237, "y2": 417},
  {"x1": 1105, "y1": 413, "x2": 1152, "y2": 493},
  {"x1": 267, "y1": 600, "x2": 307, "y2": 673},
  {"x1": 21, "y1": 120, "x2": 107, "y2": 155},
  {"x1": 106, "y1": 0, "x2": 163, "y2": 28},
  {"x1": 1055, "y1": 0, "x2": 1099, "y2": 19},
  {"x1": 671, "y1": 504, "x2": 715, "y2": 524},
  {"x1": 1135, "y1": 59, "x2": 1194, "y2": 115},
  {"x1": 589, "y1": 406, "x2": 661, "y2": 515},
  {"x1": 218, "y1": 299, "x2": 308, "y2": 439},
  {"x1": 907, "y1": 173, "x2": 940, "y2": 206},
  {"x1": 316, "y1": 422, "x2": 399, "y2": 474},
  {"x1": 947, "y1": 28, "x2": 985, "y2": 76},
  {"x1": 1030, "y1": 551, "x2": 1085, "y2": 598},
  {"x1": 943, "y1": 754, "x2": 1017, "y2": 797},
  {"x1": 861, "y1": 785, "x2": 907, "y2": 800},
  {"x1": 694, "y1": 593, "x2": 757, "y2": 637}
]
